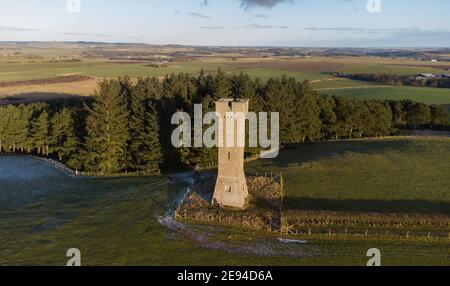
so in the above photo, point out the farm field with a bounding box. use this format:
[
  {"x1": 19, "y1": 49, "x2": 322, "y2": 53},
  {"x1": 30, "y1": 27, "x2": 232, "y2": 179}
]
[
  {"x1": 0, "y1": 79, "x2": 97, "y2": 98},
  {"x1": 0, "y1": 43, "x2": 450, "y2": 107},
  {"x1": 1, "y1": 44, "x2": 449, "y2": 105},
  {"x1": 309, "y1": 78, "x2": 379, "y2": 89},
  {"x1": 1, "y1": 61, "x2": 448, "y2": 105},
  {"x1": 1, "y1": 137, "x2": 449, "y2": 266},
  {"x1": 318, "y1": 86, "x2": 450, "y2": 105},
  {"x1": 225, "y1": 56, "x2": 450, "y2": 74},
  {"x1": 246, "y1": 137, "x2": 450, "y2": 214},
  {"x1": 339, "y1": 64, "x2": 447, "y2": 75},
  {"x1": 0, "y1": 61, "x2": 232, "y2": 82},
  {"x1": 226, "y1": 68, "x2": 328, "y2": 82}
]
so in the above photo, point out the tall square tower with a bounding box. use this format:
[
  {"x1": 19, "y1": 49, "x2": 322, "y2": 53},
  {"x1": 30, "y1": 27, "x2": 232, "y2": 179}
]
[{"x1": 212, "y1": 98, "x2": 249, "y2": 209}]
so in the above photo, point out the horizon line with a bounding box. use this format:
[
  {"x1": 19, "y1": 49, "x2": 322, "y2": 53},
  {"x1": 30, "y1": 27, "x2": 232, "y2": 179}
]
[{"x1": 1, "y1": 40, "x2": 450, "y2": 50}]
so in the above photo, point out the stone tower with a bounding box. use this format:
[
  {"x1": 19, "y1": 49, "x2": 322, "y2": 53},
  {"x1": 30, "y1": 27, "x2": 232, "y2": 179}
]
[{"x1": 212, "y1": 98, "x2": 249, "y2": 209}]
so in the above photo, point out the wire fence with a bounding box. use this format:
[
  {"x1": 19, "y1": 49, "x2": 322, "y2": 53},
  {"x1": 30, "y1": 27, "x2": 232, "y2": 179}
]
[{"x1": 280, "y1": 226, "x2": 450, "y2": 241}]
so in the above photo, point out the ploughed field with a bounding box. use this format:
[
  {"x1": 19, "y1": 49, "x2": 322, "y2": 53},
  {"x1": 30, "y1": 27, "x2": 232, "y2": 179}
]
[{"x1": 0, "y1": 137, "x2": 449, "y2": 266}]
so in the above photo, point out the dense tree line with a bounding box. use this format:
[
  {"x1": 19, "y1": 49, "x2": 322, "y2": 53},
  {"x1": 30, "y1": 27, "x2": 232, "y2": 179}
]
[
  {"x1": 329, "y1": 72, "x2": 450, "y2": 88},
  {"x1": 0, "y1": 70, "x2": 448, "y2": 174}
]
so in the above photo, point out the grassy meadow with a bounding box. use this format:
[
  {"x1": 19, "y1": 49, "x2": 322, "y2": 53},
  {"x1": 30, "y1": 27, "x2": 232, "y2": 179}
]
[
  {"x1": 339, "y1": 64, "x2": 447, "y2": 75},
  {"x1": 318, "y1": 86, "x2": 450, "y2": 105},
  {"x1": 1, "y1": 138, "x2": 449, "y2": 266},
  {"x1": 0, "y1": 61, "x2": 231, "y2": 82},
  {"x1": 246, "y1": 138, "x2": 450, "y2": 213}
]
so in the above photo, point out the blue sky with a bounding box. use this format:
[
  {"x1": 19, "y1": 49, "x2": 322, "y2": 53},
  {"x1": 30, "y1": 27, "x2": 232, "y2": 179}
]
[{"x1": 0, "y1": 0, "x2": 449, "y2": 47}]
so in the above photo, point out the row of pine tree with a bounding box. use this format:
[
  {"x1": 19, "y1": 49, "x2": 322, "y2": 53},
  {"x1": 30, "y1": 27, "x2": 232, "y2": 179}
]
[{"x1": 0, "y1": 70, "x2": 448, "y2": 174}]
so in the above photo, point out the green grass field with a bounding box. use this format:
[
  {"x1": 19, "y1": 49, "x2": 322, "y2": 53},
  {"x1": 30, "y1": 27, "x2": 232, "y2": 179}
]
[
  {"x1": 339, "y1": 64, "x2": 446, "y2": 75},
  {"x1": 319, "y1": 86, "x2": 450, "y2": 105},
  {"x1": 310, "y1": 78, "x2": 379, "y2": 89},
  {"x1": 227, "y1": 68, "x2": 328, "y2": 82},
  {"x1": 0, "y1": 62, "x2": 234, "y2": 82},
  {"x1": 246, "y1": 138, "x2": 450, "y2": 214},
  {"x1": 0, "y1": 62, "x2": 328, "y2": 83},
  {"x1": 1, "y1": 138, "x2": 449, "y2": 266}
]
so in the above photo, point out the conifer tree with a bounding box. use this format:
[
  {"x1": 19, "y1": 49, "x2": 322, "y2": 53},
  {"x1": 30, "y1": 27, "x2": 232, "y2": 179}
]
[
  {"x1": 430, "y1": 105, "x2": 448, "y2": 129},
  {"x1": 188, "y1": 95, "x2": 218, "y2": 168},
  {"x1": 5, "y1": 106, "x2": 30, "y2": 153},
  {"x1": 85, "y1": 80, "x2": 130, "y2": 174},
  {"x1": 50, "y1": 108, "x2": 80, "y2": 165},
  {"x1": 295, "y1": 83, "x2": 322, "y2": 142},
  {"x1": 317, "y1": 95, "x2": 338, "y2": 140},
  {"x1": 30, "y1": 111, "x2": 50, "y2": 155},
  {"x1": 128, "y1": 79, "x2": 162, "y2": 173},
  {"x1": 211, "y1": 68, "x2": 231, "y2": 100},
  {"x1": 406, "y1": 102, "x2": 432, "y2": 129},
  {"x1": 0, "y1": 106, "x2": 9, "y2": 152}
]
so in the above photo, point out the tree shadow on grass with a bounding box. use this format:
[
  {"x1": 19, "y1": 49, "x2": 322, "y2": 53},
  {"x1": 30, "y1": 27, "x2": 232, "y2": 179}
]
[
  {"x1": 253, "y1": 139, "x2": 415, "y2": 170},
  {"x1": 0, "y1": 92, "x2": 84, "y2": 105},
  {"x1": 284, "y1": 197, "x2": 450, "y2": 215}
]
